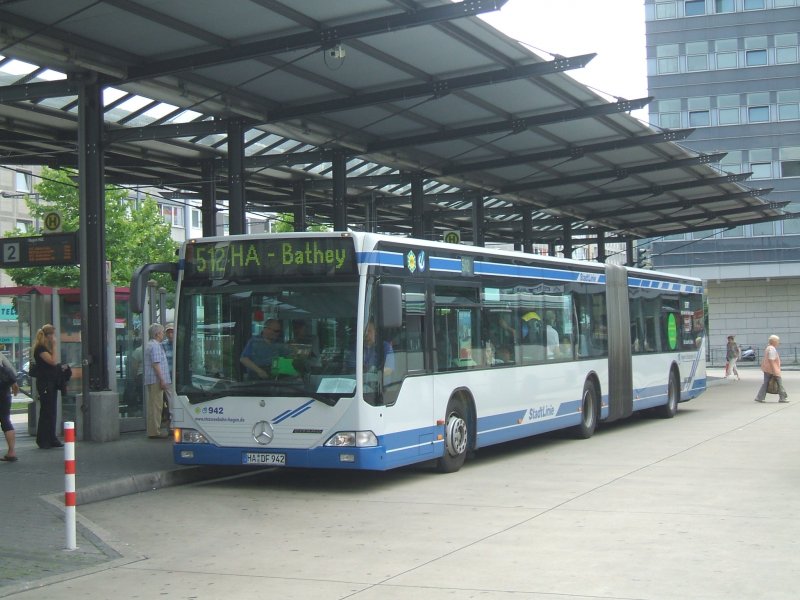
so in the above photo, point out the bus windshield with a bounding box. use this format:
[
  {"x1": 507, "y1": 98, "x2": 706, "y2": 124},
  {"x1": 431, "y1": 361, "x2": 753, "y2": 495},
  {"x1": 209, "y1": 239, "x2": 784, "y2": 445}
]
[{"x1": 176, "y1": 281, "x2": 359, "y2": 405}]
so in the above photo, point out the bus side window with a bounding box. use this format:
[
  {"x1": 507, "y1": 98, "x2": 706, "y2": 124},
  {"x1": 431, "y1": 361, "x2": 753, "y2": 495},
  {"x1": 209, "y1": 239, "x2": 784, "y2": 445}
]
[{"x1": 434, "y1": 308, "x2": 457, "y2": 372}]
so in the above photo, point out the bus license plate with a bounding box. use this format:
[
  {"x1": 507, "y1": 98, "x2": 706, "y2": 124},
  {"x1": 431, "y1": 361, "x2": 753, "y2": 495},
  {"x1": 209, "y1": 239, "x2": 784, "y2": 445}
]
[{"x1": 244, "y1": 452, "x2": 286, "y2": 466}]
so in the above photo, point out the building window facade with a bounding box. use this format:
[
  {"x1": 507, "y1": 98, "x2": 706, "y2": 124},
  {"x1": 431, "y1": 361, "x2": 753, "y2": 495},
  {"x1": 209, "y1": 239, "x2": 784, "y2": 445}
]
[{"x1": 160, "y1": 204, "x2": 185, "y2": 227}]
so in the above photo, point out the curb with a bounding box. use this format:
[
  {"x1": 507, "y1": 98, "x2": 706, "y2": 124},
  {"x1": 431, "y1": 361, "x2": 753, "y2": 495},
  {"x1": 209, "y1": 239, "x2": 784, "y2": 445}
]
[{"x1": 75, "y1": 465, "x2": 239, "y2": 505}]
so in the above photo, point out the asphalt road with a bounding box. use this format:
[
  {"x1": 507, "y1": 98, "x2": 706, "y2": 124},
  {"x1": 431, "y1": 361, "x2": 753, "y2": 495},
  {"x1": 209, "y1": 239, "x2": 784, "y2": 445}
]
[{"x1": 4, "y1": 367, "x2": 798, "y2": 600}]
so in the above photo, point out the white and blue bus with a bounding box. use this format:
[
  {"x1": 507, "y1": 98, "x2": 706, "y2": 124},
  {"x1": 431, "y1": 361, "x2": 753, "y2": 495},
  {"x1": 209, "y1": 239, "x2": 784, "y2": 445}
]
[{"x1": 133, "y1": 231, "x2": 706, "y2": 472}]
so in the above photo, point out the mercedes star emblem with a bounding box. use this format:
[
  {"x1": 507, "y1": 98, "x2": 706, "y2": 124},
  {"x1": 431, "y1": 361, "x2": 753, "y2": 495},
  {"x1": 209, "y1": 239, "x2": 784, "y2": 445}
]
[{"x1": 252, "y1": 420, "x2": 274, "y2": 445}]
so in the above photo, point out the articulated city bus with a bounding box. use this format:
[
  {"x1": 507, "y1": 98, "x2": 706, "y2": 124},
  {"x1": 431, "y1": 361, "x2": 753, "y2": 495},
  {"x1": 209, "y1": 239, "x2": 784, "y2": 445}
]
[{"x1": 133, "y1": 231, "x2": 705, "y2": 472}]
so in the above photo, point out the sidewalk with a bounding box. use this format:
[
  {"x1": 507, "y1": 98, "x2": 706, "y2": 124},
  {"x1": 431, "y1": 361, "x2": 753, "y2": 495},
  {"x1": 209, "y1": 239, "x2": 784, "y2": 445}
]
[
  {"x1": 0, "y1": 369, "x2": 790, "y2": 594},
  {"x1": 0, "y1": 405, "x2": 233, "y2": 593}
]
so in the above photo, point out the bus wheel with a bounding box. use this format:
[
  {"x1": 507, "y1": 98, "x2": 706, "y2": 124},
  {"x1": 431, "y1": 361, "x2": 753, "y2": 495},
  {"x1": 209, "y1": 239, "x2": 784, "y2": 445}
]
[
  {"x1": 655, "y1": 371, "x2": 679, "y2": 419},
  {"x1": 437, "y1": 399, "x2": 469, "y2": 473},
  {"x1": 574, "y1": 380, "x2": 598, "y2": 439}
]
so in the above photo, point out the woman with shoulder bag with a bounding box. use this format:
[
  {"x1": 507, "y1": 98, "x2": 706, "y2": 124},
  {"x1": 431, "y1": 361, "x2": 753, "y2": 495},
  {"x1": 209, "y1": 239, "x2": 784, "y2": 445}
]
[
  {"x1": 754, "y1": 334, "x2": 789, "y2": 403},
  {"x1": 31, "y1": 324, "x2": 65, "y2": 448}
]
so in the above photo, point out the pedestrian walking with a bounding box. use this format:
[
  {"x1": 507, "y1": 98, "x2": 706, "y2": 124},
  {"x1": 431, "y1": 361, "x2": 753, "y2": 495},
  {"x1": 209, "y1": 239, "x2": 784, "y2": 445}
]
[
  {"x1": 754, "y1": 334, "x2": 789, "y2": 403},
  {"x1": 725, "y1": 335, "x2": 740, "y2": 380}
]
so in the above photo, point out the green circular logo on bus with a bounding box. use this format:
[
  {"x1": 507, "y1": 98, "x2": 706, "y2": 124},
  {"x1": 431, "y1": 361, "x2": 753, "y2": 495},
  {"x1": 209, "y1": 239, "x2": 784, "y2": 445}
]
[{"x1": 667, "y1": 313, "x2": 678, "y2": 350}]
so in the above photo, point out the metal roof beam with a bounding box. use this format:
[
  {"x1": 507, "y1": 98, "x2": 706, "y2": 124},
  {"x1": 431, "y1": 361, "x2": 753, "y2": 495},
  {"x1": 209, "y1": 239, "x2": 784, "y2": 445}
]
[
  {"x1": 637, "y1": 212, "x2": 797, "y2": 238},
  {"x1": 542, "y1": 172, "x2": 754, "y2": 209},
  {"x1": 581, "y1": 189, "x2": 773, "y2": 220},
  {"x1": 304, "y1": 174, "x2": 404, "y2": 189},
  {"x1": 501, "y1": 152, "x2": 728, "y2": 194},
  {"x1": 240, "y1": 150, "x2": 333, "y2": 169},
  {"x1": 0, "y1": 79, "x2": 82, "y2": 103},
  {"x1": 267, "y1": 52, "x2": 596, "y2": 121},
  {"x1": 628, "y1": 202, "x2": 789, "y2": 229},
  {"x1": 105, "y1": 119, "x2": 231, "y2": 143},
  {"x1": 367, "y1": 97, "x2": 652, "y2": 152},
  {"x1": 441, "y1": 129, "x2": 695, "y2": 175},
  {"x1": 125, "y1": 0, "x2": 509, "y2": 80}
]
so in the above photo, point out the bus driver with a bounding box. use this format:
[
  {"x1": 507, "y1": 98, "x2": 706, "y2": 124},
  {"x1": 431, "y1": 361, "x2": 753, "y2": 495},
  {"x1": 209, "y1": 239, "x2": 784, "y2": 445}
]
[{"x1": 240, "y1": 319, "x2": 289, "y2": 379}]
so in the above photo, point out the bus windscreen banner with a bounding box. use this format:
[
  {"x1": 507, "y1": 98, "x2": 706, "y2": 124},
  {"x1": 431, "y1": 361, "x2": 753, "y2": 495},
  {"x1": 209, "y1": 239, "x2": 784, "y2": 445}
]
[{"x1": 184, "y1": 238, "x2": 357, "y2": 280}]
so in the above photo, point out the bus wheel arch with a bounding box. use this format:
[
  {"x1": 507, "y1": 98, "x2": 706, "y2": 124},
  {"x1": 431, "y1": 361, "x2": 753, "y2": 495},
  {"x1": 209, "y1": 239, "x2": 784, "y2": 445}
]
[
  {"x1": 655, "y1": 365, "x2": 680, "y2": 419},
  {"x1": 574, "y1": 375, "x2": 600, "y2": 439},
  {"x1": 437, "y1": 390, "x2": 475, "y2": 473}
]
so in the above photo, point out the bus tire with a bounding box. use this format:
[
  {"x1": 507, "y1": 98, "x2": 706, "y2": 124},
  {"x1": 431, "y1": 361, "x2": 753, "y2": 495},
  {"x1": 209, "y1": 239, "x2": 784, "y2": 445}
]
[
  {"x1": 437, "y1": 398, "x2": 469, "y2": 473},
  {"x1": 655, "y1": 370, "x2": 679, "y2": 419},
  {"x1": 574, "y1": 379, "x2": 598, "y2": 439}
]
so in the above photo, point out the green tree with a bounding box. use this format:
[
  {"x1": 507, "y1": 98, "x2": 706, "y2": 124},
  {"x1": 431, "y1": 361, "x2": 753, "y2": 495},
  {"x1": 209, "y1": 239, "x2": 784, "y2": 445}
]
[
  {"x1": 4, "y1": 168, "x2": 178, "y2": 289},
  {"x1": 272, "y1": 212, "x2": 330, "y2": 233}
]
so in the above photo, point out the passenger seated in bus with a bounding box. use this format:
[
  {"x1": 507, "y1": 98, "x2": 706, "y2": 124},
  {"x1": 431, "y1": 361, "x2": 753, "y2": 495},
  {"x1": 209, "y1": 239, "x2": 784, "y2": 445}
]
[
  {"x1": 520, "y1": 311, "x2": 544, "y2": 362},
  {"x1": 240, "y1": 319, "x2": 289, "y2": 379},
  {"x1": 489, "y1": 313, "x2": 515, "y2": 364},
  {"x1": 545, "y1": 311, "x2": 560, "y2": 359}
]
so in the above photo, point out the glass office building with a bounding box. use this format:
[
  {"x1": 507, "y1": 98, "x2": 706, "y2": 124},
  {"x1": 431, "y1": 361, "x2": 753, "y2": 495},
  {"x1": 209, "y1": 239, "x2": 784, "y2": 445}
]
[{"x1": 645, "y1": 0, "x2": 800, "y2": 354}]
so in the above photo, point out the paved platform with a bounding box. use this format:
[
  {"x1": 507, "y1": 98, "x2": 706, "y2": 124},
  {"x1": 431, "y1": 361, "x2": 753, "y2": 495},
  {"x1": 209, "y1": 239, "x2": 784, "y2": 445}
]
[
  {"x1": 0, "y1": 366, "x2": 795, "y2": 597},
  {"x1": 0, "y1": 403, "x2": 235, "y2": 593}
]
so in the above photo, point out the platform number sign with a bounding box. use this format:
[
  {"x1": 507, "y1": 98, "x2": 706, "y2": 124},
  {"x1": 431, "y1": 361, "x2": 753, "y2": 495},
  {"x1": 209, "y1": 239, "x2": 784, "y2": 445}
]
[{"x1": 3, "y1": 242, "x2": 20, "y2": 264}]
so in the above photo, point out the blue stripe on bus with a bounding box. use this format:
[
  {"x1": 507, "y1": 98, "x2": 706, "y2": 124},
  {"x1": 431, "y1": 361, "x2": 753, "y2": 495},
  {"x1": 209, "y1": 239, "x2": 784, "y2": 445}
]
[
  {"x1": 628, "y1": 277, "x2": 701, "y2": 294},
  {"x1": 430, "y1": 256, "x2": 461, "y2": 272},
  {"x1": 360, "y1": 248, "x2": 701, "y2": 295},
  {"x1": 357, "y1": 250, "x2": 404, "y2": 267},
  {"x1": 474, "y1": 261, "x2": 606, "y2": 284},
  {"x1": 273, "y1": 399, "x2": 315, "y2": 424}
]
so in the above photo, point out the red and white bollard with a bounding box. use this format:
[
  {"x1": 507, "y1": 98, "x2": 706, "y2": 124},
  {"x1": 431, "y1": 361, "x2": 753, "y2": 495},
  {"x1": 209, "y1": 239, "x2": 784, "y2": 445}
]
[{"x1": 64, "y1": 421, "x2": 76, "y2": 550}]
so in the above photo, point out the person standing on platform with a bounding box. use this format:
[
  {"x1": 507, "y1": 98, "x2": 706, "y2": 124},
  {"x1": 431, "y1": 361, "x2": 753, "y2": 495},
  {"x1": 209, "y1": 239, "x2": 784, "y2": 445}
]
[
  {"x1": 0, "y1": 350, "x2": 19, "y2": 461},
  {"x1": 31, "y1": 324, "x2": 64, "y2": 449},
  {"x1": 161, "y1": 323, "x2": 175, "y2": 428},
  {"x1": 144, "y1": 323, "x2": 171, "y2": 438}
]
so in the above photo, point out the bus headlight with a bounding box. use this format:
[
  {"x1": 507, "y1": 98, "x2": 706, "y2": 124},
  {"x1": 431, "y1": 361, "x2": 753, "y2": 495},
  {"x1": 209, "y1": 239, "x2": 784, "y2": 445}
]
[
  {"x1": 178, "y1": 429, "x2": 209, "y2": 444},
  {"x1": 324, "y1": 431, "x2": 378, "y2": 447}
]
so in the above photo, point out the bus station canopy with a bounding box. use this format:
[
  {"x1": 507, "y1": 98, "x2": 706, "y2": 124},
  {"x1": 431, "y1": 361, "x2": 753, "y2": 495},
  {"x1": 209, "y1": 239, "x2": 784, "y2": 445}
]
[{"x1": 0, "y1": 0, "x2": 788, "y2": 248}]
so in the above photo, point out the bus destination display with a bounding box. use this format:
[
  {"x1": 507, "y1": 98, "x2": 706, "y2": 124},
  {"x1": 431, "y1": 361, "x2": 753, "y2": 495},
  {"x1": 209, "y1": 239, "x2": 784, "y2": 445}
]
[{"x1": 185, "y1": 238, "x2": 357, "y2": 280}]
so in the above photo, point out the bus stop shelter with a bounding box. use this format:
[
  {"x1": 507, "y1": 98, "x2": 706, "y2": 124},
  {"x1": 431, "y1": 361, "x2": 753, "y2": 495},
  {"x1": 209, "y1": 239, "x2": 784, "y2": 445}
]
[{"x1": 0, "y1": 0, "x2": 789, "y2": 439}]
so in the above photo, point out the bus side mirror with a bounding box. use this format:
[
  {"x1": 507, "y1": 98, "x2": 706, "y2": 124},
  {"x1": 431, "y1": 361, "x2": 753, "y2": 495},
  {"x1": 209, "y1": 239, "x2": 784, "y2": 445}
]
[
  {"x1": 378, "y1": 284, "x2": 402, "y2": 329},
  {"x1": 130, "y1": 262, "x2": 178, "y2": 313}
]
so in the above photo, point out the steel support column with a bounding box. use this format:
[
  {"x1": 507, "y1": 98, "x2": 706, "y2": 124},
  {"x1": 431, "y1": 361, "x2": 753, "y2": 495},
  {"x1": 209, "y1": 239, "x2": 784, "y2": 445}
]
[
  {"x1": 293, "y1": 181, "x2": 307, "y2": 232},
  {"x1": 522, "y1": 210, "x2": 533, "y2": 253},
  {"x1": 332, "y1": 150, "x2": 347, "y2": 230},
  {"x1": 365, "y1": 192, "x2": 378, "y2": 233},
  {"x1": 423, "y1": 212, "x2": 434, "y2": 241},
  {"x1": 227, "y1": 119, "x2": 246, "y2": 235},
  {"x1": 562, "y1": 222, "x2": 573, "y2": 259},
  {"x1": 626, "y1": 240, "x2": 634, "y2": 266},
  {"x1": 472, "y1": 196, "x2": 485, "y2": 247},
  {"x1": 596, "y1": 230, "x2": 606, "y2": 263},
  {"x1": 201, "y1": 159, "x2": 218, "y2": 237},
  {"x1": 78, "y1": 81, "x2": 108, "y2": 393},
  {"x1": 410, "y1": 173, "x2": 424, "y2": 239}
]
